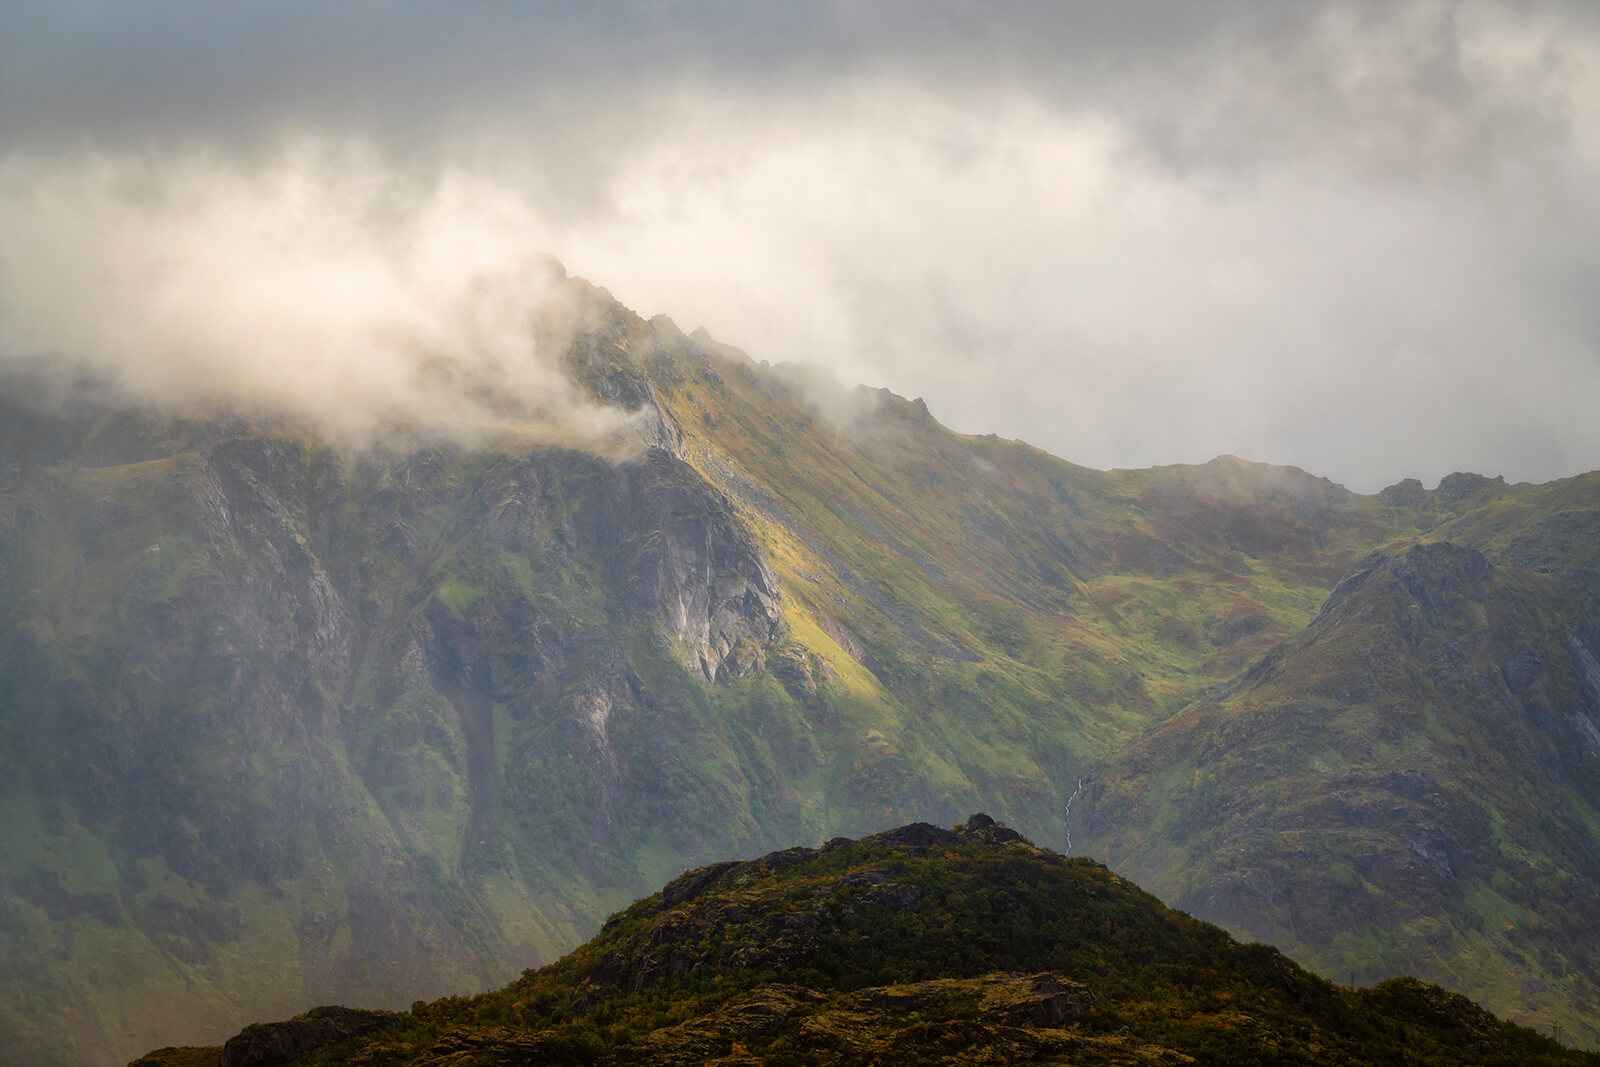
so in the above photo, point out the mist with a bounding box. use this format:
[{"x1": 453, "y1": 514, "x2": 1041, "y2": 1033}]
[
  {"x1": 4, "y1": 2, "x2": 1600, "y2": 490},
  {"x1": 0, "y1": 148, "x2": 639, "y2": 450}
]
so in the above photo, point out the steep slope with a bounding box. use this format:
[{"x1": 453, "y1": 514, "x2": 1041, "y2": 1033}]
[
  {"x1": 135, "y1": 818, "x2": 1597, "y2": 1066},
  {"x1": 2, "y1": 268, "x2": 1597, "y2": 1062},
  {"x1": 0, "y1": 407, "x2": 789, "y2": 1061},
  {"x1": 1077, "y1": 539, "x2": 1600, "y2": 1045}
]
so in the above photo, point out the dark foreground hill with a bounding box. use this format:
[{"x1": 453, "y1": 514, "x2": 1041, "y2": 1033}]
[{"x1": 131, "y1": 817, "x2": 1594, "y2": 1067}]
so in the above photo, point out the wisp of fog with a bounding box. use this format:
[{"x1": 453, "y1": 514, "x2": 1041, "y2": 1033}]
[{"x1": 0, "y1": 146, "x2": 638, "y2": 450}]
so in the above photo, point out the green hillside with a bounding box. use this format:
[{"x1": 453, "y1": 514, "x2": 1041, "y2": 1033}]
[{"x1": 1077, "y1": 537, "x2": 1600, "y2": 1046}]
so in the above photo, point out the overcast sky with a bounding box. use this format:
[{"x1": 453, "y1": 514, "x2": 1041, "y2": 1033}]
[{"x1": 3, "y1": 1, "x2": 1599, "y2": 491}]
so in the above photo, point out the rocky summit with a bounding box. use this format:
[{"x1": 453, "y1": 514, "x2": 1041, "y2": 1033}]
[{"x1": 130, "y1": 817, "x2": 1595, "y2": 1066}]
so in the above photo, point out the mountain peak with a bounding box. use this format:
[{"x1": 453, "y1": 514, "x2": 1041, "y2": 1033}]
[{"x1": 1437, "y1": 470, "x2": 1507, "y2": 501}]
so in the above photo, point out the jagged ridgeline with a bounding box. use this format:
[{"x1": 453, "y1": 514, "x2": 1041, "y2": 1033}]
[
  {"x1": 132, "y1": 819, "x2": 1595, "y2": 1066},
  {"x1": 1, "y1": 267, "x2": 1598, "y2": 1063}
]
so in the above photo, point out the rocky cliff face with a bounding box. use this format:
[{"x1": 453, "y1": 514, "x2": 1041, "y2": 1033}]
[
  {"x1": 0, "y1": 322, "x2": 788, "y2": 1063},
  {"x1": 595, "y1": 448, "x2": 781, "y2": 681}
]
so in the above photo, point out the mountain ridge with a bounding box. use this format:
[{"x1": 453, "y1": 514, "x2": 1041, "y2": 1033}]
[{"x1": 1, "y1": 273, "x2": 1597, "y2": 1062}]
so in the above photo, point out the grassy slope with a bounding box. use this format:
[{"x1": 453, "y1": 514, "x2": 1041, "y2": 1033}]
[
  {"x1": 1077, "y1": 534, "x2": 1600, "y2": 1045},
  {"x1": 632, "y1": 324, "x2": 1600, "y2": 1043},
  {"x1": 641, "y1": 320, "x2": 1407, "y2": 833}
]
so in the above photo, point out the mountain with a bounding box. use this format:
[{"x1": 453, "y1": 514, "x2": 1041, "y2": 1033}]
[
  {"x1": 131, "y1": 817, "x2": 1596, "y2": 1066},
  {"x1": 1076, "y1": 535, "x2": 1600, "y2": 1046},
  {"x1": 0, "y1": 267, "x2": 1596, "y2": 1062}
]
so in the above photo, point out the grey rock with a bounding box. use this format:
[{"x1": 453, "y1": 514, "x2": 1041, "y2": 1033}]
[{"x1": 220, "y1": 1006, "x2": 402, "y2": 1067}]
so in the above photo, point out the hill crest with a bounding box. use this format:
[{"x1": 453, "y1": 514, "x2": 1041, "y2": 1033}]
[{"x1": 133, "y1": 815, "x2": 1596, "y2": 1066}]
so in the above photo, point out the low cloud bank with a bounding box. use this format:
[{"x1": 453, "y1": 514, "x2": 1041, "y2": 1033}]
[
  {"x1": 5, "y1": 3, "x2": 1600, "y2": 488},
  {"x1": 0, "y1": 147, "x2": 635, "y2": 449}
]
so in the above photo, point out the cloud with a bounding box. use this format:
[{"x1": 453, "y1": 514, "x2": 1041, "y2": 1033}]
[
  {"x1": 0, "y1": 146, "x2": 637, "y2": 449},
  {"x1": 3, "y1": 2, "x2": 1600, "y2": 489},
  {"x1": 551, "y1": 68, "x2": 1600, "y2": 491}
]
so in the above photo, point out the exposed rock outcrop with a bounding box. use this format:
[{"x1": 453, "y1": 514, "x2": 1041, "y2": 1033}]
[
  {"x1": 598, "y1": 448, "x2": 781, "y2": 680},
  {"x1": 219, "y1": 1006, "x2": 402, "y2": 1067}
]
